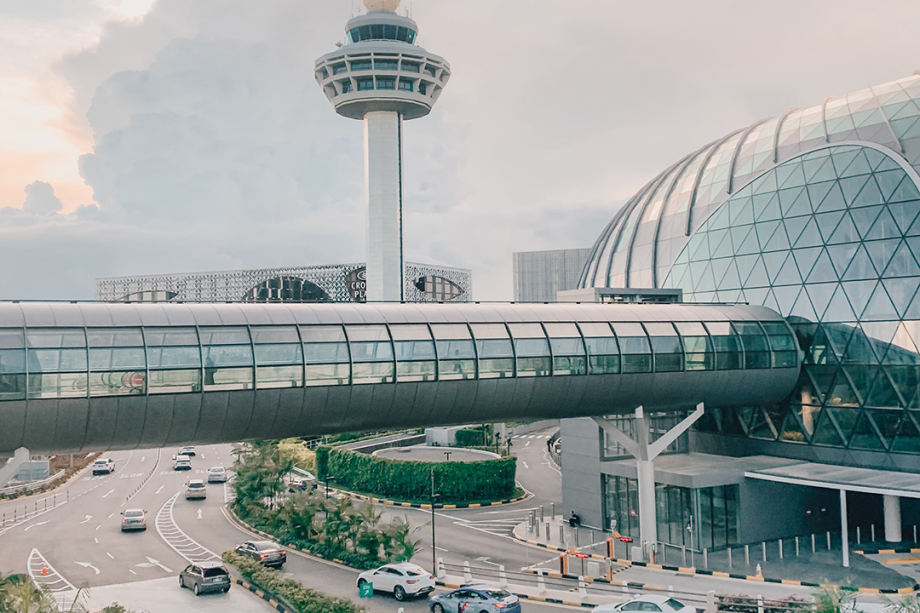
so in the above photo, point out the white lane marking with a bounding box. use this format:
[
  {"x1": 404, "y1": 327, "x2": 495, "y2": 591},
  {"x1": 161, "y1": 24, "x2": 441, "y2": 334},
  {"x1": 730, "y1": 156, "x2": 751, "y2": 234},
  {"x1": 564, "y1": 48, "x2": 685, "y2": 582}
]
[
  {"x1": 435, "y1": 546, "x2": 449, "y2": 552},
  {"x1": 94, "y1": 538, "x2": 98, "y2": 544},
  {"x1": 542, "y1": 448, "x2": 562, "y2": 476},
  {"x1": 525, "y1": 441, "x2": 531, "y2": 447},
  {"x1": 80, "y1": 515, "x2": 93, "y2": 524},
  {"x1": 96, "y1": 525, "x2": 101, "y2": 531},
  {"x1": 0, "y1": 500, "x2": 68, "y2": 537},
  {"x1": 522, "y1": 461, "x2": 529, "y2": 469},
  {"x1": 24, "y1": 521, "x2": 50, "y2": 532},
  {"x1": 197, "y1": 509, "x2": 203, "y2": 520},
  {"x1": 136, "y1": 556, "x2": 173, "y2": 573},
  {"x1": 75, "y1": 561, "x2": 101, "y2": 575},
  {"x1": 107, "y1": 513, "x2": 114, "y2": 519},
  {"x1": 123, "y1": 449, "x2": 161, "y2": 507},
  {"x1": 129, "y1": 569, "x2": 137, "y2": 575},
  {"x1": 28, "y1": 548, "x2": 77, "y2": 593},
  {"x1": 155, "y1": 492, "x2": 219, "y2": 564},
  {"x1": 101, "y1": 489, "x2": 115, "y2": 499},
  {"x1": 141, "y1": 456, "x2": 145, "y2": 463},
  {"x1": 106, "y1": 552, "x2": 115, "y2": 560},
  {"x1": 155, "y1": 485, "x2": 164, "y2": 495}
]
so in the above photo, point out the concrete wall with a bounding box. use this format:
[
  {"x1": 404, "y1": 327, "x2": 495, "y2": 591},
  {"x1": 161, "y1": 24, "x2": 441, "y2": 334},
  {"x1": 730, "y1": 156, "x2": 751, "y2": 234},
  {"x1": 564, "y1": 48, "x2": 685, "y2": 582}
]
[
  {"x1": 560, "y1": 417, "x2": 605, "y2": 529},
  {"x1": 738, "y1": 479, "x2": 837, "y2": 543}
]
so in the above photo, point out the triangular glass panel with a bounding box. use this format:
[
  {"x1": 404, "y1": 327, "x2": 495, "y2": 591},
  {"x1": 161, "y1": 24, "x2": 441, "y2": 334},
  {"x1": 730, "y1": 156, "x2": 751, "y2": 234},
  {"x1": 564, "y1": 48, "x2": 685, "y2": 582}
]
[
  {"x1": 789, "y1": 290, "x2": 818, "y2": 321},
  {"x1": 805, "y1": 326, "x2": 836, "y2": 365},
  {"x1": 846, "y1": 364, "x2": 877, "y2": 401},
  {"x1": 840, "y1": 244, "x2": 878, "y2": 281},
  {"x1": 825, "y1": 324, "x2": 856, "y2": 357},
  {"x1": 755, "y1": 221, "x2": 781, "y2": 250},
  {"x1": 773, "y1": 285, "x2": 801, "y2": 315},
  {"x1": 777, "y1": 187, "x2": 804, "y2": 216},
  {"x1": 827, "y1": 213, "x2": 860, "y2": 244},
  {"x1": 688, "y1": 233, "x2": 711, "y2": 261},
  {"x1": 764, "y1": 224, "x2": 791, "y2": 251},
  {"x1": 718, "y1": 260, "x2": 743, "y2": 290},
  {"x1": 886, "y1": 327, "x2": 920, "y2": 365},
  {"x1": 712, "y1": 231, "x2": 736, "y2": 259},
  {"x1": 875, "y1": 155, "x2": 902, "y2": 172},
  {"x1": 874, "y1": 169, "x2": 907, "y2": 201},
  {"x1": 829, "y1": 408, "x2": 860, "y2": 444},
  {"x1": 668, "y1": 263, "x2": 690, "y2": 288},
  {"x1": 707, "y1": 228, "x2": 729, "y2": 255},
  {"x1": 826, "y1": 243, "x2": 859, "y2": 277},
  {"x1": 806, "y1": 249, "x2": 841, "y2": 284},
  {"x1": 744, "y1": 256, "x2": 770, "y2": 287},
  {"x1": 815, "y1": 211, "x2": 846, "y2": 241},
  {"x1": 810, "y1": 364, "x2": 839, "y2": 395},
  {"x1": 734, "y1": 253, "x2": 758, "y2": 281},
  {"x1": 752, "y1": 192, "x2": 776, "y2": 219},
  {"x1": 693, "y1": 261, "x2": 716, "y2": 292},
  {"x1": 751, "y1": 171, "x2": 778, "y2": 193},
  {"x1": 728, "y1": 225, "x2": 752, "y2": 252},
  {"x1": 793, "y1": 246, "x2": 824, "y2": 280},
  {"x1": 763, "y1": 250, "x2": 789, "y2": 280},
  {"x1": 805, "y1": 181, "x2": 835, "y2": 210},
  {"x1": 830, "y1": 149, "x2": 861, "y2": 176},
  {"x1": 839, "y1": 175, "x2": 872, "y2": 206},
  {"x1": 779, "y1": 406, "x2": 809, "y2": 443},
  {"x1": 811, "y1": 407, "x2": 845, "y2": 446},
  {"x1": 737, "y1": 225, "x2": 762, "y2": 255},
  {"x1": 710, "y1": 257, "x2": 732, "y2": 286},
  {"x1": 889, "y1": 176, "x2": 920, "y2": 203},
  {"x1": 748, "y1": 406, "x2": 777, "y2": 440},
  {"x1": 892, "y1": 413, "x2": 920, "y2": 453},
  {"x1": 761, "y1": 289, "x2": 781, "y2": 313},
  {"x1": 827, "y1": 371, "x2": 861, "y2": 407},
  {"x1": 881, "y1": 277, "x2": 920, "y2": 317},
  {"x1": 852, "y1": 175, "x2": 885, "y2": 208},
  {"x1": 773, "y1": 253, "x2": 802, "y2": 285},
  {"x1": 865, "y1": 208, "x2": 902, "y2": 240},
  {"x1": 814, "y1": 182, "x2": 848, "y2": 213},
  {"x1": 840, "y1": 151, "x2": 873, "y2": 178},
  {"x1": 883, "y1": 240, "x2": 920, "y2": 278},
  {"x1": 729, "y1": 197, "x2": 755, "y2": 226},
  {"x1": 824, "y1": 286, "x2": 858, "y2": 321},
  {"x1": 849, "y1": 206, "x2": 883, "y2": 238},
  {"x1": 864, "y1": 239, "x2": 900, "y2": 274},
  {"x1": 735, "y1": 407, "x2": 755, "y2": 432},
  {"x1": 848, "y1": 410, "x2": 886, "y2": 450},
  {"x1": 841, "y1": 280, "x2": 877, "y2": 319},
  {"x1": 781, "y1": 164, "x2": 807, "y2": 189},
  {"x1": 803, "y1": 158, "x2": 836, "y2": 183},
  {"x1": 721, "y1": 407, "x2": 747, "y2": 436},
  {"x1": 707, "y1": 204, "x2": 731, "y2": 231},
  {"x1": 886, "y1": 201, "x2": 920, "y2": 234},
  {"x1": 866, "y1": 370, "x2": 902, "y2": 411},
  {"x1": 864, "y1": 148, "x2": 888, "y2": 170},
  {"x1": 806, "y1": 283, "x2": 837, "y2": 319},
  {"x1": 791, "y1": 217, "x2": 823, "y2": 248},
  {"x1": 744, "y1": 287, "x2": 769, "y2": 306}
]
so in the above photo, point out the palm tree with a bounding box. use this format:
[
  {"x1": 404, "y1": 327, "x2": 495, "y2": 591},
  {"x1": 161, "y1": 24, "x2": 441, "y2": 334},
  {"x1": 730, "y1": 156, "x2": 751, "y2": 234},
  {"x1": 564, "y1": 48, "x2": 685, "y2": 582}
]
[{"x1": 1, "y1": 577, "x2": 56, "y2": 613}]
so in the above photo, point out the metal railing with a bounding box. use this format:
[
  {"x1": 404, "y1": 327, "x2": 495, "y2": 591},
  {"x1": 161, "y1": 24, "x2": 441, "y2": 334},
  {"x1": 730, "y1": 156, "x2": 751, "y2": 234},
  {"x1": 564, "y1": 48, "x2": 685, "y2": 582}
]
[{"x1": 0, "y1": 469, "x2": 65, "y2": 496}]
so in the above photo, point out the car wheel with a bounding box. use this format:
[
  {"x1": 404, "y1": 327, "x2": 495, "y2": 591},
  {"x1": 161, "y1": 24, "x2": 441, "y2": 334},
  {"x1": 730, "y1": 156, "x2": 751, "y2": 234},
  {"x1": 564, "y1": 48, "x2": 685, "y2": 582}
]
[
  {"x1": 223, "y1": 587, "x2": 230, "y2": 593},
  {"x1": 194, "y1": 583, "x2": 200, "y2": 596},
  {"x1": 432, "y1": 604, "x2": 445, "y2": 613},
  {"x1": 394, "y1": 585, "x2": 406, "y2": 601},
  {"x1": 179, "y1": 576, "x2": 185, "y2": 588},
  {"x1": 357, "y1": 578, "x2": 367, "y2": 589}
]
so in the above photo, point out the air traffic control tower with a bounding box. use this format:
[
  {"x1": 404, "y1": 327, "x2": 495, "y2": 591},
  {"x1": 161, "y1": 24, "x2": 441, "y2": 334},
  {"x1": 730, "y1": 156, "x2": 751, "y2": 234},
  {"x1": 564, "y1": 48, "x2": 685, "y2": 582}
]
[{"x1": 315, "y1": 0, "x2": 451, "y2": 302}]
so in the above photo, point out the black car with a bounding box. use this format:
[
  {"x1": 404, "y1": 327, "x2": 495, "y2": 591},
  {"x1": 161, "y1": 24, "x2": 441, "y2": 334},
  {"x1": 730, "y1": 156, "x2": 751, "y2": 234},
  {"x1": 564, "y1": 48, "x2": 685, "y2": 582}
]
[
  {"x1": 178, "y1": 562, "x2": 230, "y2": 596},
  {"x1": 234, "y1": 541, "x2": 287, "y2": 568}
]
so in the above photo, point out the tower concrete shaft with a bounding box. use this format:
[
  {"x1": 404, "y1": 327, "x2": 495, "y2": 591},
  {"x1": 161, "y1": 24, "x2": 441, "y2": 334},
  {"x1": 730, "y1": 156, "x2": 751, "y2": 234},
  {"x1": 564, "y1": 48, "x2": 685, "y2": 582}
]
[{"x1": 365, "y1": 110, "x2": 405, "y2": 302}]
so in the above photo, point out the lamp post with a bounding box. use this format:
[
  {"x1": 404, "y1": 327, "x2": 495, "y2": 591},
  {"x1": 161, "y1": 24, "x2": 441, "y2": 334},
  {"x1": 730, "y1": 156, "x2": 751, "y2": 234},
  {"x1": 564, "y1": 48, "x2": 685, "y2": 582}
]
[
  {"x1": 430, "y1": 467, "x2": 441, "y2": 574},
  {"x1": 443, "y1": 451, "x2": 452, "y2": 462},
  {"x1": 325, "y1": 475, "x2": 335, "y2": 500}
]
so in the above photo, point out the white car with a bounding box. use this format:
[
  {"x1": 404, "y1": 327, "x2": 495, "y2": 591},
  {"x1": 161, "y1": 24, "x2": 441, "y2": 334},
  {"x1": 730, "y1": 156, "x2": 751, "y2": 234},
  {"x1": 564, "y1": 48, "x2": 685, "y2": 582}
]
[
  {"x1": 356, "y1": 563, "x2": 435, "y2": 601},
  {"x1": 593, "y1": 595, "x2": 696, "y2": 613},
  {"x1": 207, "y1": 466, "x2": 228, "y2": 483},
  {"x1": 92, "y1": 458, "x2": 115, "y2": 475},
  {"x1": 173, "y1": 456, "x2": 192, "y2": 471}
]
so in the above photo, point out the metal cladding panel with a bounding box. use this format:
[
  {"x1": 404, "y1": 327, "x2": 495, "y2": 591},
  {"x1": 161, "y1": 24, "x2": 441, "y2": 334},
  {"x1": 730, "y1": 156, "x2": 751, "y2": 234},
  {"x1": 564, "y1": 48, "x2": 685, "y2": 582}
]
[
  {"x1": 84, "y1": 396, "x2": 119, "y2": 451},
  {"x1": 80, "y1": 304, "x2": 117, "y2": 327},
  {"x1": 110, "y1": 396, "x2": 146, "y2": 449},
  {"x1": 54, "y1": 399, "x2": 90, "y2": 453},
  {"x1": 247, "y1": 388, "x2": 280, "y2": 441},
  {"x1": 22, "y1": 400, "x2": 57, "y2": 452},
  {"x1": 0, "y1": 304, "x2": 24, "y2": 327},
  {"x1": 267, "y1": 388, "x2": 303, "y2": 439},
  {"x1": 389, "y1": 381, "x2": 422, "y2": 426},
  {"x1": 20, "y1": 303, "x2": 56, "y2": 327},
  {"x1": 405, "y1": 382, "x2": 439, "y2": 426},
  {"x1": 165, "y1": 394, "x2": 202, "y2": 446},
  {"x1": 220, "y1": 392, "x2": 256, "y2": 443},
  {"x1": 0, "y1": 401, "x2": 25, "y2": 451},
  {"x1": 425, "y1": 380, "x2": 461, "y2": 426},
  {"x1": 197, "y1": 393, "x2": 230, "y2": 445},
  {"x1": 139, "y1": 395, "x2": 177, "y2": 448},
  {"x1": 351, "y1": 384, "x2": 398, "y2": 431}
]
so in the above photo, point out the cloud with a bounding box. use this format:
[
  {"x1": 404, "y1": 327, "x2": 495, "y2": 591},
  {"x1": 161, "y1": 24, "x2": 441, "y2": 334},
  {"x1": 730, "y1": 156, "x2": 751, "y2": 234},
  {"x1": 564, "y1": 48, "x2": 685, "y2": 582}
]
[{"x1": 20, "y1": 181, "x2": 63, "y2": 215}]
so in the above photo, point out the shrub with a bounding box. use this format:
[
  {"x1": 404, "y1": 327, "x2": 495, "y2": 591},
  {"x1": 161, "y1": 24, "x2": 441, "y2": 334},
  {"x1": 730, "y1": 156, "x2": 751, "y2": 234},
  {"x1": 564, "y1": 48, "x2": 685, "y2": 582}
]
[
  {"x1": 223, "y1": 551, "x2": 365, "y2": 613},
  {"x1": 317, "y1": 445, "x2": 516, "y2": 504}
]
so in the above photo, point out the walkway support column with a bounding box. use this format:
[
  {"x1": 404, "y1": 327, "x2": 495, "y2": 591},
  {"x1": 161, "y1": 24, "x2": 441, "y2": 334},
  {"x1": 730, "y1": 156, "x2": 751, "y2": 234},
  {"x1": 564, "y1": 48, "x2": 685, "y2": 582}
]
[
  {"x1": 883, "y1": 495, "x2": 902, "y2": 543},
  {"x1": 0, "y1": 447, "x2": 30, "y2": 489},
  {"x1": 594, "y1": 403, "x2": 704, "y2": 561},
  {"x1": 840, "y1": 489, "x2": 849, "y2": 568}
]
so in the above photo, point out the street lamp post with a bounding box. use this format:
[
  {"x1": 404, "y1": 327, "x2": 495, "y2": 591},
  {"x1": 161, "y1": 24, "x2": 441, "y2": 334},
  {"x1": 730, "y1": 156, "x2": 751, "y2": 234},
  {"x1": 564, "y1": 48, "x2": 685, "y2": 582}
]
[
  {"x1": 325, "y1": 476, "x2": 336, "y2": 500},
  {"x1": 443, "y1": 451, "x2": 452, "y2": 462},
  {"x1": 430, "y1": 468, "x2": 441, "y2": 575}
]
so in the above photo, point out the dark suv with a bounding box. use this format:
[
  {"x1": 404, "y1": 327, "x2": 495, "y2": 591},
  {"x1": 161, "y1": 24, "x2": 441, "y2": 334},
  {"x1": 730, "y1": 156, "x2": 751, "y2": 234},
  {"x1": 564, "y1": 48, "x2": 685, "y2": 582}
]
[{"x1": 178, "y1": 562, "x2": 231, "y2": 596}]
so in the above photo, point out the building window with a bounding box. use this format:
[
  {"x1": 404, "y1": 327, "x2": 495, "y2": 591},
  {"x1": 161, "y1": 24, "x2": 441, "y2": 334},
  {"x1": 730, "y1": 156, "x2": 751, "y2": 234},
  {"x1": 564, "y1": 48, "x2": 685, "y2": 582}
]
[
  {"x1": 346, "y1": 325, "x2": 394, "y2": 384},
  {"x1": 470, "y1": 323, "x2": 513, "y2": 378},
  {"x1": 341, "y1": 81, "x2": 353, "y2": 94},
  {"x1": 301, "y1": 326, "x2": 350, "y2": 386},
  {"x1": 200, "y1": 327, "x2": 254, "y2": 392},
  {"x1": 252, "y1": 326, "x2": 304, "y2": 389},
  {"x1": 611, "y1": 323, "x2": 652, "y2": 373},
  {"x1": 351, "y1": 61, "x2": 372, "y2": 71},
  {"x1": 374, "y1": 60, "x2": 399, "y2": 71},
  {"x1": 508, "y1": 323, "x2": 551, "y2": 377},
  {"x1": 390, "y1": 325, "x2": 436, "y2": 382},
  {"x1": 376, "y1": 78, "x2": 396, "y2": 90},
  {"x1": 402, "y1": 61, "x2": 420, "y2": 73},
  {"x1": 333, "y1": 64, "x2": 348, "y2": 75},
  {"x1": 398, "y1": 80, "x2": 413, "y2": 92},
  {"x1": 357, "y1": 79, "x2": 375, "y2": 91},
  {"x1": 431, "y1": 324, "x2": 476, "y2": 380},
  {"x1": 418, "y1": 83, "x2": 427, "y2": 95}
]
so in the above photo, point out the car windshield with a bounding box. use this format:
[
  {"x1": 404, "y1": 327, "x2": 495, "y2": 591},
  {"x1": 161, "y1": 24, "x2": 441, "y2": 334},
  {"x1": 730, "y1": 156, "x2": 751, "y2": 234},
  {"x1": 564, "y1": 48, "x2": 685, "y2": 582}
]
[
  {"x1": 188, "y1": 482, "x2": 204, "y2": 488},
  {"x1": 484, "y1": 589, "x2": 511, "y2": 600},
  {"x1": 124, "y1": 510, "x2": 143, "y2": 518},
  {"x1": 405, "y1": 567, "x2": 426, "y2": 576},
  {"x1": 210, "y1": 467, "x2": 223, "y2": 472},
  {"x1": 665, "y1": 599, "x2": 686, "y2": 611},
  {"x1": 94, "y1": 460, "x2": 107, "y2": 464},
  {"x1": 254, "y1": 542, "x2": 277, "y2": 550},
  {"x1": 202, "y1": 567, "x2": 228, "y2": 578}
]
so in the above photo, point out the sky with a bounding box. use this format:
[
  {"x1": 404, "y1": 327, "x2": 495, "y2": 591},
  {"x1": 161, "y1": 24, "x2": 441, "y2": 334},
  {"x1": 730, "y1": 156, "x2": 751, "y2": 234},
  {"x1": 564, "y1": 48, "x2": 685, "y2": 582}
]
[{"x1": 3, "y1": 0, "x2": 920, "y2": 301}]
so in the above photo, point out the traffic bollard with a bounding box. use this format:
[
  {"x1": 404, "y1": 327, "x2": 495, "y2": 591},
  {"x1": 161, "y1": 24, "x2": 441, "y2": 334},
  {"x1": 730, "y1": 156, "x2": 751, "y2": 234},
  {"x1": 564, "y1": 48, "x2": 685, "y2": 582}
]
[
  {"x1": 703, "y1": 548, "x2": 708, "y2": 568},
  {"x1": 499, "y1": 565, "x2": 508, "y2": 588},
  {"x1": 537, "y1": 569, "x2": 546, "y2": 594},
  {"x1": 758, "y1": 595, "x2": 765, "y2": 613},
  {"x1": 745, "y1": 544, "x2": 750, "y2": 566},
  {"x1": 540, "y1": 505, "x2": 544, "y2": 522},
  {"x1": 579, "y1": 576, "x2": 587, "y2": 598},
  {"x1": 811, "y1": 534, "x2": 816, "y2": 553},
  {"x1": 706, "y1": 591, "x2": 716, "y2": 613},
  {"x1": 871, "y1": 524, "x2": 876, "y2": 542},
  {"x1": 857, "y1": 526, "x2": 861, "y2": 544},
  {"x1": 827, "y1": 531, "x2": 831, "y2": 550},
  {"x1": 545, "y1": 522, "x2": 550, "y2": 540},
  {"x1": 728, "y1": 548, "x2": 732, "y2": 568},
  {"x1": 462, "y1": 561, "x2": 472, "y2": 584},
  {"x1": 668, "y1": 585, "x2": 674, "y2": 597},
  {"x1": 620, "y1": 580, "x2": 629, "y2": 595},
  {"x1": 559, "y1": 524, "x2": 565, "y2": 545},
  {"x1": 779, "y1": 539, "x2": 783, "y2": 559},
  {"x1": 762, "y1": 541, "x2": 766, "y2": 562},
  {"x1": 551, "y1": 503, "x2": 555, "y2": 519},
  {"x1": 795, "y1": 537, "x2": 799, "y2": 557}
]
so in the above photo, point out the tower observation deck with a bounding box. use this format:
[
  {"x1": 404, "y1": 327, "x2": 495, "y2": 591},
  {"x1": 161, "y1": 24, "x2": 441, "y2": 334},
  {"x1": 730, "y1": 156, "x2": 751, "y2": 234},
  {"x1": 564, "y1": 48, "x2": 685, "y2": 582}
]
[{"x1": 315, "y1": 0, "x2": 451, "y2": 302}]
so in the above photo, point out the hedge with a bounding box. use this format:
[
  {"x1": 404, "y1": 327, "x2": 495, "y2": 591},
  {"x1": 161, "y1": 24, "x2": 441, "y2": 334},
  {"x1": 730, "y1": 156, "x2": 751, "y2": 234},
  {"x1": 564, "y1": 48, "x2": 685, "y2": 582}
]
[
  {"x1": 222, "y1": 551, "x2": 365, "y2": 613},
  {"x1": 454, "y1": 427, "x2": 490, "y2": 448},
  {"x1": 316, "y1": 445, "x2": 516, "y2": 504}
]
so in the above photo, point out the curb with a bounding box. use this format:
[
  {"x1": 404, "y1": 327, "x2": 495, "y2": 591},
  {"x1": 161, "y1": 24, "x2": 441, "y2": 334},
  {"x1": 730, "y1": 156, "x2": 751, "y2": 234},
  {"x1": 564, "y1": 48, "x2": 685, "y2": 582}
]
[
  {"x1": 233, "y1": 578, "x2": 296, "y2": 613},
  {"x1": 855, "y1": 547, "x2": 920, "y2": 555},
  {"x1": 510, "y1": 531, "x2": 919, "y2": 595},
  {"x1": 435, "y1": 578, "x2": 596, "y2": 609},
  {"x1": 331, "y1": 486, "x2": 529, "y2": 510}
]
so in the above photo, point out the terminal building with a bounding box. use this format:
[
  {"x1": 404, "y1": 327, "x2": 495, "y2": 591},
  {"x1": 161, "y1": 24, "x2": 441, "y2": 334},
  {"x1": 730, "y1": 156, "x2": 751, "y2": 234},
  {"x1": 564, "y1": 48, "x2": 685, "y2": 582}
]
[
  {"x1": 513, "y1": 248, "x2": 591, "y2": 303},
  {"x1": 562, "y1": 73, "x2": 920, "y2": 553}
]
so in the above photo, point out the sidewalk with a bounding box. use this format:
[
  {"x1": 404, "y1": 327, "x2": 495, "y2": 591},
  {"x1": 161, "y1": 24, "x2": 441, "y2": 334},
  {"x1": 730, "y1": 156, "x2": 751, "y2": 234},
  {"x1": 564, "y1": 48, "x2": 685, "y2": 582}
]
[{"x1": 438, "y1": 572, "x2": 626, "y2": 609}]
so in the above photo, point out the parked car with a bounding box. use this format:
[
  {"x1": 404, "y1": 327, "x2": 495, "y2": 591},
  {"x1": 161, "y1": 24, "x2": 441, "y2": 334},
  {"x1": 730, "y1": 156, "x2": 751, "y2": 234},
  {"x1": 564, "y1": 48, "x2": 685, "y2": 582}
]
[
  {"x1": 207, "y1": 466, "x2": 228, "y2": 483},
  {"x1": 92, "y1": 458, "x2": 115, "y2": 475},
  {"x1": 178, "y1": 562, "x2": 230, "y2": 596},
  {"x1": 120, "y1": 508, "x2": 147, "y2": 532},
  {"x1": 430, "y1": 585, "x2": 520, "y2": 613},
  {"x1": 185, "y1": 479, "x2": 207, "y2": 500},
  {"x1": 234, "y1": 541, "x2": 287, "y2": 568},
  {"x1": 177, "y1": 446, "x2": 196, "y2": 457},
  {"x1": 173, "y1": 456, "x2": 192, "y2": 471},
  {"x1": 287, "y1": 472, "x2": 317, "y2": 493},
  {"x1": 592, "y1": 595, "x2": 695, "y2": 613},
  {"x1": 358, "y1": 563, "x2": 435, "y2": 601}
]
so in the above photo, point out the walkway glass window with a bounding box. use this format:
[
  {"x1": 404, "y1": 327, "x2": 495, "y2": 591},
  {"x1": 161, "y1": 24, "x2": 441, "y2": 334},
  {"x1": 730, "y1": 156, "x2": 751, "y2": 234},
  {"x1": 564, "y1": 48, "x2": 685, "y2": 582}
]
[
  {"x1": 252, "y1": 326, "x2": 304, "y2": 389},
  {"x1": 470, "y1": 324, "x2": 513, "y2": 379},
  {"x1": 200, "y1": 327, "x2": 254, "y2": 391},
  {"x1": 26, "y1": 328, "x2": 87, "y2": 399},
  {"x1": 431, "y1": 324, "x2": 475, "y2": 380},
  {"x1": 545, "y1": 323, "x2": 586, "y2": 376},
  {"x1": 301, "y1": 325, "x2": 350, "y2": 386},
  {"x1": 761, "y1": 322, "x2": 798, "y2": 368},
  {"x1": 88, "y1": 328, "x2": 146, "y2": 396},
  {"x1": 675, "y1": 322, "x2": 713, "y2": 370},
  {"x1": 145, "y1": 327, "x2": 201, "y2": 394},
  {"x1": 704, "y1": 322, "x2": 742, "y2": 370},
  {"x1": 733, "y1": 322, "x2": 771, "y2": 369},
  {"x1": 391, "y1": 324, "x2": 436, "y2": 382},
  {"x1": 346, "y1": 325, "x2": 394, "y2": 384},
  {"x1": 580, "y1": 322, "x2": 620, "y2": 375},
  {"x1": 611, "y1": 323, "x2": 652, "y2": 373},
  {"x1": 644, "y1": 322, "x2": 683, "y2": 373},
  {"x1": 0, "y1": 329, "x2": 26, "y2": 401},
  {"x1": 508, "y1": 323, "x2": 551, "y2": 377}
]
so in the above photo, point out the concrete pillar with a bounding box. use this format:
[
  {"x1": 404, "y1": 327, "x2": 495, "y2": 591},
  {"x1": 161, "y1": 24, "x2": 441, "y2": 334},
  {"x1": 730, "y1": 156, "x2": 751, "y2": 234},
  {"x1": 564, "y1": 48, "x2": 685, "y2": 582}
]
[
  {"x1": 637, "y1": 459, "x2": 657, "y2": 547},
  {"x1": 364, "y1": 110, "x2": 405, "y2": 302},
  {"x1": 840, "y1": 490, "x2": 849, "y2": 568},
  {"x1": 883, "y1": 495, "x2": 902, "y2": 543}
]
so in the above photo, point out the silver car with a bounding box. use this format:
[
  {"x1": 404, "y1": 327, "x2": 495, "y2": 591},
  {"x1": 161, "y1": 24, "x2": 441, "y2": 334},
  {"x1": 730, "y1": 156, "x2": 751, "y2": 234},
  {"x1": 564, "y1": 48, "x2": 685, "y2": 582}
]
[
  {"x1": 207, "y1": 466, "x2": 228, "y2": 483},
  {"x1": 120, "y1": 508, "x2": 147, "y2": 532},
  {"x1": 185, "y1": 479, "x2": 207, "y2": 500}
]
